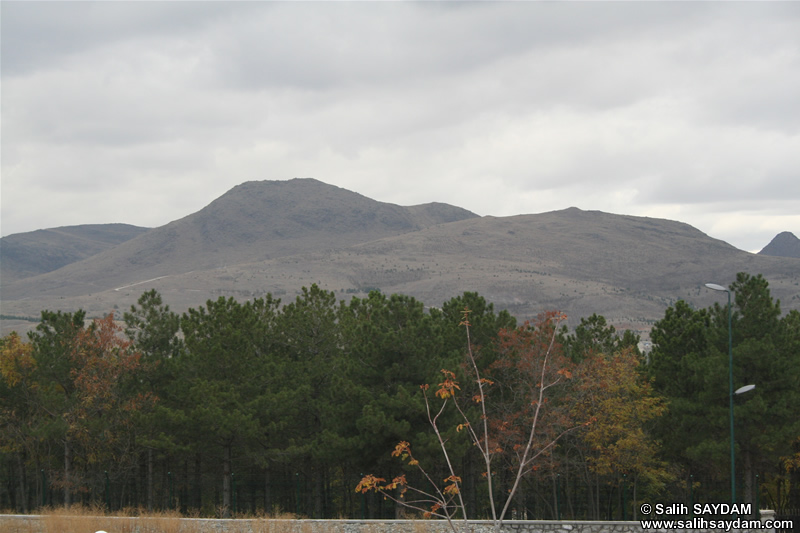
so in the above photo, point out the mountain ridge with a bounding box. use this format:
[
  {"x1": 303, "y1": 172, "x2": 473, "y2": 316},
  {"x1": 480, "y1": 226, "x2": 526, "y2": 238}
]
[
  {"x1": 1, "y1": 179, "x2": 478, "y2": 291},
  {"x1": 2, "y1": 179, "x2": 798, "y2": 338}
]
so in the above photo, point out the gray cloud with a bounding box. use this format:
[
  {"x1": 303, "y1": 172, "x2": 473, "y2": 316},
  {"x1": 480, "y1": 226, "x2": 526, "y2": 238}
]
[{"x1": 2, "y1": 1, "x2": 798, "y2": 253}]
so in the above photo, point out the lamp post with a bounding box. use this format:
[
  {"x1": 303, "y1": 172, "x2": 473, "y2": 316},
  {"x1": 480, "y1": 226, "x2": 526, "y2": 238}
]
[
  {"x1": 733, "y1": 383, "x2": 756, "y2": 515},
  {"x1": 705, "y1": 282, "x2": 735, "y2": 505}
]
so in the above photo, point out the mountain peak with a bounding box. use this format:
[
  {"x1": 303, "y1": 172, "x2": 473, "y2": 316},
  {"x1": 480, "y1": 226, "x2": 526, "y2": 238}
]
[
  {"x1": 758, "y1": 231, "x2": 800, "y2": 259},
  {"x1": 0, "y1": 179, "x2": 478, "y2": 290}
]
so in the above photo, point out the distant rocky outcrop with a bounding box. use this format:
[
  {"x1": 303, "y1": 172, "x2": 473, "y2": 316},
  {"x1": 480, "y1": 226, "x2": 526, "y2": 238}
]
[{"x1": 758, "y1": 232, "x2": 800, "y2": 259}]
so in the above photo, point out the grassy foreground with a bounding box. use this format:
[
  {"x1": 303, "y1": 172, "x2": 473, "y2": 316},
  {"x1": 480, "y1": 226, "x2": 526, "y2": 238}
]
[{"x1": 1, "y1": 506, "x2": 433, "y2": 533}]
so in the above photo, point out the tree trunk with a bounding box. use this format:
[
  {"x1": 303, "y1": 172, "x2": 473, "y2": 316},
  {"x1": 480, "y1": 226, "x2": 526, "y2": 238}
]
[
  {"x1": 194, "y1": 453, "x2": 203, "y2": 511},
  {"x1": 743, "y1": 450, "x2": 754, "y2": 506},
  {"x1": 597, "y1": 476, "x2": 602, "y2": 520},
  {"x1": 264, "y1": 463, "x2": 271, "y2": 513},
  {"x1": 583, "y1": 470, "x2": 593, "y2": 520},
  {"x1": 119, "y1": 473, "x2": 126, "y2": 510},
  {"x1": 183, "y1": 458, "x2": 189, "y2": 513},
  {"x1": 37, "y1": 459, "x2": 44, "y2": 509},
  {"x1": 313, "y1": 466, "x2": 323, "y2": 518},
  {"x1": 16, "y1": 452, "x2": 28, "y2": 513},
  {"x1": 147, "y1": 448, "x2": 154, "y2": 512},
  {"x1": 64, "y1": 439, "x2": 71, "y2": 506},
  {"x1": 222, "y1": 444, "x2": 232, "y2": 518},
  {"x1": 464, "y1": 454, "x2": 476, "y2": 518},
  {"x1": 552, "y1": 475, "x2": 558, "y2": 520},
  {"x1": 394, "y1": 479, "x2": 405, "y2": 519},
  {"x1": 563, "y1": 468, "x2": 572, "y2": 519}
]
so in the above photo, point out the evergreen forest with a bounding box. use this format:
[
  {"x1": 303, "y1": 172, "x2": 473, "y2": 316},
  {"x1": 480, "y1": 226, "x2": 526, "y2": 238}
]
[{"x1": 2, "y1": 273, "x2": 799, "y2": 520}]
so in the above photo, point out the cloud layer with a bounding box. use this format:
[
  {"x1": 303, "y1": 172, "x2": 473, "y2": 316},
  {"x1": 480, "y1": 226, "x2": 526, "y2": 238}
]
[{"x1": 2, "y1": 2, "x2": 799, "y2": 252}]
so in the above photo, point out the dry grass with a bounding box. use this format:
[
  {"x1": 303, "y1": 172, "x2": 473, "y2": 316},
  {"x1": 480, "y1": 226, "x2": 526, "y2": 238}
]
[
  {"x1": 41, "y1": 504, "x2": 113, "y2": 533},
  {"x1": 135, "y1": 510, "x2": 189, "y2": 533},
  {"x1": 1, "y1": 506, "x2": 354, "y2": 533},
  {"x1": 9, "y1": 506, "x2": 191, "y2": 533},
  {"x1": 0, "y1": 515, "x2": 37, "y2": 533},
  {"x1": 0, "y1": 508, "x2": 462, "y2": 533}
]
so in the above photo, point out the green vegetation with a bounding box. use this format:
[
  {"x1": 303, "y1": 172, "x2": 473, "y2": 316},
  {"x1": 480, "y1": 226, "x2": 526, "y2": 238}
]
[
  {"x1": 1, "y1": 274, "x2": 798, "y2": 522},
  {"x1": 647, "y1": 273, "x2": 800, "y2": 513},
  {"x1": 0, "y1": 314, "x2": 41, "y2": 323}
]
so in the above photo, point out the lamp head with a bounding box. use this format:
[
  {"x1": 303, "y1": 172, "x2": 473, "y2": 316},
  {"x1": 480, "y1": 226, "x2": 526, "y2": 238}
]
[{"x1": 705, "y1": 283, "x2": 728, "y2": 292}]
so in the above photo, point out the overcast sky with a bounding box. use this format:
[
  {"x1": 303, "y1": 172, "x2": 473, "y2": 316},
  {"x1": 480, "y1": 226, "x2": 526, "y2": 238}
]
[{"x1": 2, "y1": 2, "x2": 798, "y2": 252}]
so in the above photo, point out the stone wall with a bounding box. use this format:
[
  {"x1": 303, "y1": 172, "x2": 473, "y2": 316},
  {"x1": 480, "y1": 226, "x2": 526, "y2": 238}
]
[{"x1": 0, "y1": 512, "x2": 781, "y2": 533}]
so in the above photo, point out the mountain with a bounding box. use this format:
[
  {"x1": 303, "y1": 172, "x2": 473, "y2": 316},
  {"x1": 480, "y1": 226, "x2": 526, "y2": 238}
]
[
  {"x1": 1, "y1": 178, "x2": 477, "y2": 300},
  {"x1": 0, "y1": 224, "x2": 149, "y2": 283},
  {"x1": 2, "y1": 179, "x2": 799, "y2": 339},
  {"x1": 271, "y1": 208, "x2": 796, "y2": 327},
  {"x1": 758, "y1": 232, "x2": 800, "y2": 259}
]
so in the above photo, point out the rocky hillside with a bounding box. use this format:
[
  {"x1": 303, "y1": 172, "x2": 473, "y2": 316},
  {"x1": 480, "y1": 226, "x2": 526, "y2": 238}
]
[
  {"x1": 2, "y1": 179, "x2": 798, "y2": 338},
  {"x1": 0, "y1": 179, "x2": 477, "y2": 298}
]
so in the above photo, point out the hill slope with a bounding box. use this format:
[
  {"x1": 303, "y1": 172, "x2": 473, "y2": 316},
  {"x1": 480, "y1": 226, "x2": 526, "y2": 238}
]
[
  {"x1": 2, "y1": 187, "x2": 798, "y2": 339},
  {"x1": 279, "y1": 208, "x2": 797, "y2": 327},
  {"x1": 0, "y1": 224, "x2": 149, "y2": 283},
  {"x1": 0, "y1": 179, "x2": 477, "y2": 300}
]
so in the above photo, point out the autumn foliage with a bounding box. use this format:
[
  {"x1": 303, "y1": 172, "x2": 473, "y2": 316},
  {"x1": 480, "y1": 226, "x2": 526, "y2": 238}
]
[
  {"x1": 356, "y1": 309, "x2": 587, "y2": 532},
  {"x1": 1, "y1": 312, "x2": 152, "y2": 507}
]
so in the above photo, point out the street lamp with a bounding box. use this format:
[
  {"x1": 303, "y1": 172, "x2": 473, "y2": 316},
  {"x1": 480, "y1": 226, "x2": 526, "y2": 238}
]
[
  {"x1": 733, "y1": 383, "x2": 756, "y2": 515},
  {"x1": 705, "y1": 282, "x2": 735, "y2": 505}
]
